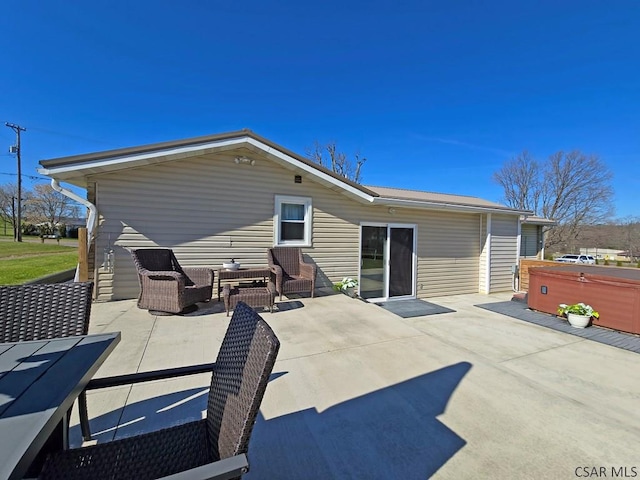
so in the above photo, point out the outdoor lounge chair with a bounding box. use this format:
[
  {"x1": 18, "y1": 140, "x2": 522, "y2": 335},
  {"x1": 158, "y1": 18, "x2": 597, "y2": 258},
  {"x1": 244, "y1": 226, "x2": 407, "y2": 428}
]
[
  {"x1": 0, "y1": 282, "x2": 95, "y2": 442},
  {"x1": 267, "y1": 247, "x2": 317, "y2": 300},
  {"x1": 131, "y1": 248, "x2": 214, "y2": 315},
  {"x1": 38, "y1": 301, "x2": 280, "y2": 480}
]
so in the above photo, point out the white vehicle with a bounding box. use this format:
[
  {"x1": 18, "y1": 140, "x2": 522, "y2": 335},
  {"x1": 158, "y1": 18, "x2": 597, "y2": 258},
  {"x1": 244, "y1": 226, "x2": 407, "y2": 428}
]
[{"x1": 555, "y1": 254, "x2": 596, "y2": 264}]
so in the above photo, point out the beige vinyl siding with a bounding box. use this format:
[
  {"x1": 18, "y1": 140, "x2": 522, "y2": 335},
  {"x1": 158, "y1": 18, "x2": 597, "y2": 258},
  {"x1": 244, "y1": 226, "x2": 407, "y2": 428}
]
[
  {"x1": 311, "y1": 205, "x2": 481, "y2": 298},
  {"x1": 416, "y1": 211, "x2": 480, "y2": 297},
  {"x1": 489, "y1": 214, "x2": 519, "y2": 292},
  {"x1": 90, "y1": 149, "x2": 498, "y2": 301},
  {"x1": 92, "y1": 152, "x2": 363, "y2": 300}
]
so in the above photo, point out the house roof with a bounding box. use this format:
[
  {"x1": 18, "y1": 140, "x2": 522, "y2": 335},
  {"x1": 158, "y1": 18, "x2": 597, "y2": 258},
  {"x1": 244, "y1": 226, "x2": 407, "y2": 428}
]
[
  {"x1": 366, "y1": 186, "x2": 525, "y2": 214},
  {"x1": 521, "y1": 215, "x2": 557, "y2": 226},
  {"x1": 38, "y1": 129, "x2": 377, "y2": 202},
  {"x1": 38, "y1": 129, "x2": 532, "y2": 216}
]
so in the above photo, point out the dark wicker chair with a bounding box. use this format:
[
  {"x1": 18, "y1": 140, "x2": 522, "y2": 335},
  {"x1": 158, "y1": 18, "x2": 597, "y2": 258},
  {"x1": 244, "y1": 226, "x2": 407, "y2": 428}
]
[
  {"x1": 131, "y1": 248, "x2": 214, "y2": 315},
  {"x1": 267, "y1": 247, "x2": 317, "y2": 300},
  {"x1": 0, "y1": 282, "x2": 94, "y2": 442},
  {"x1": 39, "y1": 301, "x2": 280, "y2": 480}
]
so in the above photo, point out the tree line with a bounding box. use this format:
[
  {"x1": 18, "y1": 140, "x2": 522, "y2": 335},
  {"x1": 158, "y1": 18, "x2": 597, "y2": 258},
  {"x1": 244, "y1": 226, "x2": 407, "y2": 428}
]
[
  {"x1": 492, "y1": 149, "x2": 637, "y2": 257},
  {"x1": 310, "y1": 143, "x2": 627, "y2": 258},
  {"x1": 0, "y1": 183, "x2": 81, "y2": 239}
]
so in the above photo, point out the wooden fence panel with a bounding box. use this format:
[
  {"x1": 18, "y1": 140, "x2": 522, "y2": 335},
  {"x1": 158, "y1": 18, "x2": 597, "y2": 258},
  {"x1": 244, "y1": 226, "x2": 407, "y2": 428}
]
[
  {"x1": 519, "y1": 259, "x2": 561, "y2": 291},
  {"x1": 78, "y1": 228, "x2": 88, "y2": 282}
]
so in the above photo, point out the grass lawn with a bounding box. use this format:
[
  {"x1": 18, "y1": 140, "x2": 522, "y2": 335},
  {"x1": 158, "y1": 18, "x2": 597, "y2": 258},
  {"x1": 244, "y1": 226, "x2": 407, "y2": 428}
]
[
  {"x1": 0, "y1": 239, "x2": 78, "y2": 285},
  {"x1": 361, "y1": 257, "x2": 383, "y2": 269},
  {"x1": 0, "y1": 217, "x2": 15, "y2": 238}
]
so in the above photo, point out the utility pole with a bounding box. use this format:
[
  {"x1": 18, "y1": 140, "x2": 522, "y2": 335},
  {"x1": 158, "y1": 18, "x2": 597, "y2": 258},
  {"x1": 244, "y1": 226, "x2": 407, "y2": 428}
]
[{"x1": 5, "y1": 122, "x2": 26, "y2": 242}]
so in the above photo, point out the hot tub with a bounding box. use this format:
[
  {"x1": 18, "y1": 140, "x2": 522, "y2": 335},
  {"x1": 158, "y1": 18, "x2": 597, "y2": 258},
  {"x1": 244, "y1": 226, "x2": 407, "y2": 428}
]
[{"x1": 528, "y1": 265, "x2": 640, "y2": 335}]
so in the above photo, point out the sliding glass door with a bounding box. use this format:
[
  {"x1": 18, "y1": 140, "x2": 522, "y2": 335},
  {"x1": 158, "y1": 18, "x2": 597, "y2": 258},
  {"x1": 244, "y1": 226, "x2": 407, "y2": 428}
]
[
  {"x1": 360, "y1": 224, "x2": 416, "y2": 301},
  {"x1": 360, "y1": 226, "x2": 387, "y2": 299}
]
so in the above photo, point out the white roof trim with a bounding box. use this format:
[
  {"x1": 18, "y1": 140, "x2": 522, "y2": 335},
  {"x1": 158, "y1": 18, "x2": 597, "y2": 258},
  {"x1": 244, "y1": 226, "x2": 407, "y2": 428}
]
[
  {"x1": 372, "y1": 197, "x2": 530, "y2": 215},
  {"x1": 37, "y1": 137, "x2": 245, "y2": 176},
  {"x1": 37, "y1": 135, "x2": 376, "y2": 203},
  {"x1": 245, "y1": 138, "x2": 374, "y2": 202}
]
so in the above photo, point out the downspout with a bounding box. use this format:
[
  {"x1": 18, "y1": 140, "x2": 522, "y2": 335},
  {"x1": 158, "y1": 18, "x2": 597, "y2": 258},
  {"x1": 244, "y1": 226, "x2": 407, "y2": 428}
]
[
  {"x1": 485, "y1": 213, "x2": 492, "y2": 294},
  {"x1": 540, "y1": 226, "x2": 549, "y2": 260},
  {"x1": 514, "y1": 217, "x2": 522, "y2": 292},
  {"x1": 51, "y1": 179, "x2": 98, "y2": 282}
]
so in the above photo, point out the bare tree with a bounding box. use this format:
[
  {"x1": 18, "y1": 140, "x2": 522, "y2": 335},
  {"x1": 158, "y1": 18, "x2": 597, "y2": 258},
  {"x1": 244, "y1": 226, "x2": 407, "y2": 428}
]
[
  {"x1": 0, "y1": 183, "x2": 35, "y2": 238},
  {"x1": 492, "y1": 151, "x2": 541, "y2": 212},
  {"x1": 307, "y1": 141, "x2": 366, "y2": 183},
  {"x1": 0, "y1": 183, "x2": 18, "y2": 238},
  {"x1": 26, "y1": 183, "x2": 80, "y2": 232},
  {"x1": 619, "y1": 216, "x2": 640, "y2": 262},
  {"x1": 494, "y1": 150, "x2": 614, "y2": 252}
]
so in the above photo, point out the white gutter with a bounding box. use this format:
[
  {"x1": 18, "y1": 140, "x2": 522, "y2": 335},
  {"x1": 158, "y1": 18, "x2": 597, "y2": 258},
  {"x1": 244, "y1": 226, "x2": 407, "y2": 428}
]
[
  {"x1": 51, "y1": 179, "x2": 97, "y2": 281},
  {"x1": 372, "y1": 197, "x2": 531, "y2": 216}
]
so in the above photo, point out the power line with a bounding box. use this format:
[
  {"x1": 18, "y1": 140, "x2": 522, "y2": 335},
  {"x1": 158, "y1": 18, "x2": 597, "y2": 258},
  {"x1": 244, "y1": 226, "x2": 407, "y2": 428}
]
[
  {"x1": 0, "y1": 171, "x2": 50, "y2": 181},
  {"x1": 27, "y1": 125, "x2": 117, "y2": 147}
]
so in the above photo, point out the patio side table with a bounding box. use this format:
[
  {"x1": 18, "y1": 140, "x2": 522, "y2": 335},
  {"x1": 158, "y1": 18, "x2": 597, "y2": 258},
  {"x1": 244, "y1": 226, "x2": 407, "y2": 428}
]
[
  {"x1": 223, "y1": 282, "x2": 276, "y2": 316},
  {"x1": 216, "y1": 267, "x2": 272, "y2": 301}
]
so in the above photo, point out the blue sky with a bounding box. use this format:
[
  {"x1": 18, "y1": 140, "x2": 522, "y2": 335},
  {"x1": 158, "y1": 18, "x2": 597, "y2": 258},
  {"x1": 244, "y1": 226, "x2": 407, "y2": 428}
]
[{"x1": 1, "y1": 1, "x2": 638, "y2": 218}]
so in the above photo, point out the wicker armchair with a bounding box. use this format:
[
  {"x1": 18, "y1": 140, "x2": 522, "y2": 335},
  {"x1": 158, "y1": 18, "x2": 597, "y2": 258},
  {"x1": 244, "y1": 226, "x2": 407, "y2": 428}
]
[
  {"x1": 267, "y1": 247, "x2": 317, "y2": 300},
  {"x1": 39, "y1": 302, "x2": 281, "y2": 480},
  {"x1": 0, "y1": 282, "x2": 94, "y2": 442},
  {"x1": 131, "y1": 248, "x2": 214, "y2": 315}
]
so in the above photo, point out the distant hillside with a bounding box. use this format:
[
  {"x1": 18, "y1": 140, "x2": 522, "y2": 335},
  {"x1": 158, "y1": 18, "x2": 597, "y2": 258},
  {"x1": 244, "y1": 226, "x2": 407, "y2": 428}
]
[{"x1": 556, "y1": 222, "x2": 640, "y2": 259}]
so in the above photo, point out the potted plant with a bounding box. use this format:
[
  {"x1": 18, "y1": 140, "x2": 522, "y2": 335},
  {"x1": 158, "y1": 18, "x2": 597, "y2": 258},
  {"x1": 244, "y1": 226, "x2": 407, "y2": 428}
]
[
  {"x1": 557, "y1": 303, "x2": 599, "y2": 328},
  {"x1": 333, "y1": 277, "x2": 358, "y2": 298}
]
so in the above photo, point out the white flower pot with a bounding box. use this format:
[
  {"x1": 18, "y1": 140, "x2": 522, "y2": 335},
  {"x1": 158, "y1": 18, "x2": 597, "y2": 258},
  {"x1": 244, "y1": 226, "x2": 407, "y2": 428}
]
[{"x1": 567, "y1": 313, "x2": 591, "y2": 328}]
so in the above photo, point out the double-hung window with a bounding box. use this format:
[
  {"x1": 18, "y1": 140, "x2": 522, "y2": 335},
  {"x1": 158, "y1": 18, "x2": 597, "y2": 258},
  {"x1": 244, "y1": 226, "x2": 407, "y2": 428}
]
[{"x1": 274, "y1": 195, "x2": 312, "y2": 246}]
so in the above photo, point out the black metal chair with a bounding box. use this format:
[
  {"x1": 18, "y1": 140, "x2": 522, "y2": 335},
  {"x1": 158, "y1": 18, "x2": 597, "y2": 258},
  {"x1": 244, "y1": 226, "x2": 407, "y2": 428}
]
[
  {"x1": 0, "y1": 282, "x2": 94, "y2": 442},
  {"x1": 38, "y1": 301, "x2": 280, "y2": 480}
]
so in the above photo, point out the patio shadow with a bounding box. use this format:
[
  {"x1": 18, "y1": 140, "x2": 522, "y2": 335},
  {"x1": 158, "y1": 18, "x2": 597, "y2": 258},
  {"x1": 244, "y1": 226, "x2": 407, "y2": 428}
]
[
  {"x1": 71, "y1": 387, "x2": 207, "y2": 446},
  {"x1": 248, "y1": 361, "x2": 472, "y2": 479},
  {"x1": 72, "y1": 363, "x2": 470, "y2": 479}
]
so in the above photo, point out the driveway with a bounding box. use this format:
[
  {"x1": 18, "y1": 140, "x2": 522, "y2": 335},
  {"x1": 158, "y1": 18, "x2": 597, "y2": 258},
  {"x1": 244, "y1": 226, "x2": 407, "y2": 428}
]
[{"x1": 77, "y1": 291, "x2": 640, "y2": 479}]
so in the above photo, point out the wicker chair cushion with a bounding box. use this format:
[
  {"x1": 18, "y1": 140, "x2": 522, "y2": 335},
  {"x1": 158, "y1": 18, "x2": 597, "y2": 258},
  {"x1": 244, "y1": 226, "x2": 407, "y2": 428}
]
[
  {"x1": 280, "y1": 278, "x2": 313, "y2": 294},
  {"x1": 40, "y1": 420, "x2": 213, "y2": 480},
  {"x1": 268, "y1": 247, "x2": 300, "y2": 276},
  {"x1": 132, "y1": 249, "x2": 195, "y2": 286}
]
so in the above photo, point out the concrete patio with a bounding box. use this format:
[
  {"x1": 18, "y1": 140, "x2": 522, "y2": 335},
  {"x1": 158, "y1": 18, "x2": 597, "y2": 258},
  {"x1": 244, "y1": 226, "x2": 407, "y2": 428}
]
[{"x1": 71, "y1": 291, "x2": 640, "y2": 479}]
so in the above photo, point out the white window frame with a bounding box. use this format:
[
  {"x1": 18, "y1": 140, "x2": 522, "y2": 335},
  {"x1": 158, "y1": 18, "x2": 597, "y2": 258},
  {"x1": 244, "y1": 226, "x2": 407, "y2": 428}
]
[{"x1": 274, "y1": 195, "x2": 313, "y2": 247}]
